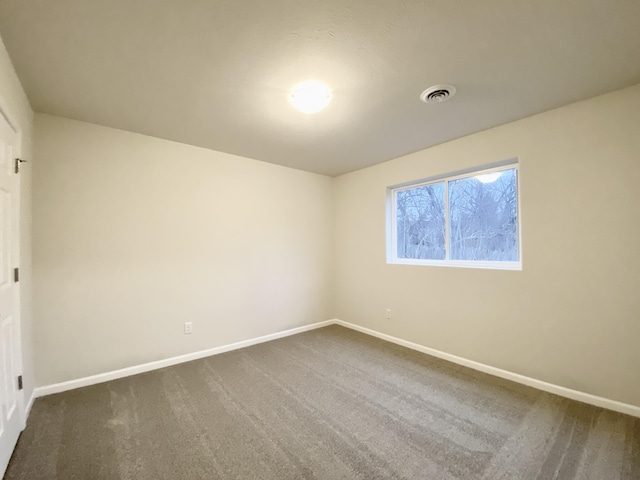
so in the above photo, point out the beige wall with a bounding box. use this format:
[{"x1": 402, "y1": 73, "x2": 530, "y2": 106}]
[
  {"x1": 27, "y1": 76, "x2": 640, "y2": 407},
  {"x1": 0, "y1": 37, "x2": 34, "y2": 404},
  {"x1": 333, "y1": 84, "x2": 640, "y2": 407},
  {"x1": 33, "y1": 114, "x2": 333, "y2": 386}
]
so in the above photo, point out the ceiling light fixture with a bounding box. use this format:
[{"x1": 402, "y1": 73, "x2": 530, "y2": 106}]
[
  {"x1": 475, "y1": 172, "x2": 503, "y2": 184},
  {"x1": 420, "y1": 84, "x2": 456, "y2": 104},
  {"x1": 290, "y1": 81, "x2": 331, "y2": 114}
]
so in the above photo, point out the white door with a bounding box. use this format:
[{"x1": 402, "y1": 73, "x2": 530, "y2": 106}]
[{"x1": 0, "y1": 111, "x2": 22, "y2": 478}]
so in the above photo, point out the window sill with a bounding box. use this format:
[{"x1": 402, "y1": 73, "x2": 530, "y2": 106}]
[{"x1": 387, "y1": 258, "x2": 522, "y2": 271}]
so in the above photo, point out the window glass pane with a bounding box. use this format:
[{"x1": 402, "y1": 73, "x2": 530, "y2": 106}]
[
  {"x1": 448, "y1": 168, "x2": 518, "y2": 261},
  {"x1": 396, "y1": 182, "x2": 445, "y2": 260}
]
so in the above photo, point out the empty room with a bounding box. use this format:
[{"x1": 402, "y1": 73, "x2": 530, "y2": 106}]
[{"x1": 0, "y1": 1, "x2": 639, "y2": 479}]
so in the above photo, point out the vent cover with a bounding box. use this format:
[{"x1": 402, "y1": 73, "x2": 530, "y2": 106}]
[{"x1": 420, "y1": 84, "x2": 456, "y2": 104}]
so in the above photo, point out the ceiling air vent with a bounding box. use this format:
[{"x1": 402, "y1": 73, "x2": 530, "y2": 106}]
[{"x1": 420, "y1": 84, "x2": 456, "y2": 104}]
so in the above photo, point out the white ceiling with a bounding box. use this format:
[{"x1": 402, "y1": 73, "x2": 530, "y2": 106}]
[{"x1": 1, "y1": 0, "x2": 639, "y2": 176}]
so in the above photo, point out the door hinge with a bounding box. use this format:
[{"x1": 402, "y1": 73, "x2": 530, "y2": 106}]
[
  {"x1": 13, "y1": 267, "x2": 19, "y2": 283},
  {"x1": 17, "y1": 375, "x2": 23, "y2": 390},
  {"x1": 15, "y1": 158, "x2": 27, "y2": 174}
]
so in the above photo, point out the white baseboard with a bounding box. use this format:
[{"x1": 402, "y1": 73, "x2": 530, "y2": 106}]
[
  {"x1": 19, "y1": 390, "x2": 36, "y2": 430},
  {"x1": 34, "y1": 320, "x2": 334, "y2": 398},
  {"x1": 25, "y1": 391, "x2": 35, "y2": 420},
  {"x1": 32, "y1": 318, "x2": 640, "y2": 419},
  {"x1": 333, "y1": 319, "x2": 640, "y2": 418}
]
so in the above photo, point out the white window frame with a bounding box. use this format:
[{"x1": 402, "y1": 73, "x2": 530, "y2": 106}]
[{"x1": 386, "y1": 159, "x2": 522, "y2": 270}]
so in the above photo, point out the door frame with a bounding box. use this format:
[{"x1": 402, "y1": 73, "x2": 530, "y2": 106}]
[{"x1": 0, "y1": 94, "x2": 26, "y2": 430}]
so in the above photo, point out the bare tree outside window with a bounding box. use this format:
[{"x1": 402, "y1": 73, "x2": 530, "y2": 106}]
[
  {"x1": 449, "y1": 169, "x2": 518, "y2": 261},
  {"x1": 396, "y1": 183, "x2": 445, "y2": 259},
  {"x1": 391, "y1": 165, "x2": 520, "y2": 267}
]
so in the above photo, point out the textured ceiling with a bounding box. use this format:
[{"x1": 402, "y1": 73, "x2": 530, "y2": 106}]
[{"x1": 1, "y1": 0, "x2": 640, "y2": 176}]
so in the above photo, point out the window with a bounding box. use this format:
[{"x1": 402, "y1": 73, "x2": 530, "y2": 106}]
[{"x1": 388, "y1": 161, "x2": 521, "y2": 270}]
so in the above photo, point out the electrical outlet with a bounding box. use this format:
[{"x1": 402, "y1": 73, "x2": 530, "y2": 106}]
[
  {"x1": 385, "y1": 308, "x2": 392, "y2": 320},
  {"x1": 184, "y1": 322, "x2": 193, "y2": 335}
]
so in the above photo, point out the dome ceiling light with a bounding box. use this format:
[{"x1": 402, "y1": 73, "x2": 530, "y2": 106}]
[
  {"x1": 475, "y1": 172, "x2": 503, "y2": 183},
  {"x1": 290, "y1": 81, "x2": 331, "y2": 114}
]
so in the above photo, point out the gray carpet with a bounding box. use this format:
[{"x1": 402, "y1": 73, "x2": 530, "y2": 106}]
[{"x1": 5, "y1": 325, "x2": 640, "y2": 479}]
